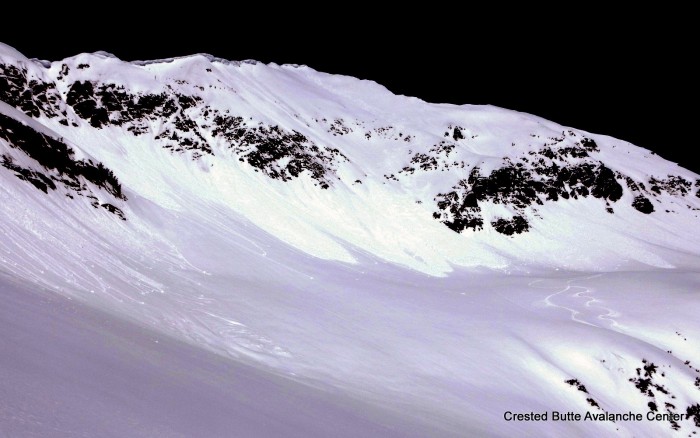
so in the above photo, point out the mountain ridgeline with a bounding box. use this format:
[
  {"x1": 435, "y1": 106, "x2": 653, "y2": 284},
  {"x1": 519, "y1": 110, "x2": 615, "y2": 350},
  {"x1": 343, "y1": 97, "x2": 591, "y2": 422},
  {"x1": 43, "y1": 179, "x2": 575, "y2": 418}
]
[{"x1": 0, "y1": 42, "x2": 698, "y2": 249}]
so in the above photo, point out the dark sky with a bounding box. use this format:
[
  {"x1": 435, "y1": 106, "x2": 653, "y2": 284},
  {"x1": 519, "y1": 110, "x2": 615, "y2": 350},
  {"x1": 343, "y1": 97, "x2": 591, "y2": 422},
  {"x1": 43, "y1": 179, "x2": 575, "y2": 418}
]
[{"x1": 2, "y1": 18, "x2": 696, "y2": 173}]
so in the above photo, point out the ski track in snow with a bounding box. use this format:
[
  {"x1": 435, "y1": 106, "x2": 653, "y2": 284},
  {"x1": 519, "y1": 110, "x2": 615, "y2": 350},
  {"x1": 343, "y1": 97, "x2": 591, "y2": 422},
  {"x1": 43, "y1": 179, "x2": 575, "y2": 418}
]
[{"x1": 533, "y1": 274, "x2": 622, "y2": 329}]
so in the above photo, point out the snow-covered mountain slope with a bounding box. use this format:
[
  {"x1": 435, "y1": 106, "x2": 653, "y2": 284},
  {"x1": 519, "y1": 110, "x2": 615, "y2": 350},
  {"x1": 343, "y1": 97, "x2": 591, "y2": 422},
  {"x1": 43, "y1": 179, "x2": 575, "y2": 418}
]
[
  {"x1": 0, "y1": 275, "x2": 438, "y2": 438},
  {"x1": 1, "y1": 42, "x2": 700, "y2": 437},
  {"x1": 2, "y1": 42, "x2": 700, "y2": 274}
]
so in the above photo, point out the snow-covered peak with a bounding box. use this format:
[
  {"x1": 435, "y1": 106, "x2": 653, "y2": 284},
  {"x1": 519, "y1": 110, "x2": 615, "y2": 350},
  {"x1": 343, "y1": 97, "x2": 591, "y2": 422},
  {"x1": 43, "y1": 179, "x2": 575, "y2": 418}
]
[{"x1": 0, "y1": 42, "x2": 29, "y2": 61}]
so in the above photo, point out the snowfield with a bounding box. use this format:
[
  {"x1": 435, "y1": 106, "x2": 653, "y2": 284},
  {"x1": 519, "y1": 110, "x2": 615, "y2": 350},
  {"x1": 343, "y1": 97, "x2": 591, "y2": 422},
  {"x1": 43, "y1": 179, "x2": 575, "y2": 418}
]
[{"x1": 1, "y1": 42, "x2": 699, "y2": 436}]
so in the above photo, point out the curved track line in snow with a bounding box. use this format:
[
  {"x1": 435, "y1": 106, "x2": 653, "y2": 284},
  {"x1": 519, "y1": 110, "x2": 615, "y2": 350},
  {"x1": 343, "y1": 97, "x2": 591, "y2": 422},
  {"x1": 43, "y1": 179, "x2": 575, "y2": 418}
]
[{"x1": 531, "y1": 274, "x2": 621, "y2": 328}]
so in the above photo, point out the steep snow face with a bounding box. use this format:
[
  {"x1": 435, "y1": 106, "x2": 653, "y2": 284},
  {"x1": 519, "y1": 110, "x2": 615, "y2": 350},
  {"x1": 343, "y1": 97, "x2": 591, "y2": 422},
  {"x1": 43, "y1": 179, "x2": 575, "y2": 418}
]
[
  {"x1": 1, "y1": 43, "x2": 700, "y2": 437},
  {"x1": 1, "y1": 42, "x2": 699, "y2": 275}
]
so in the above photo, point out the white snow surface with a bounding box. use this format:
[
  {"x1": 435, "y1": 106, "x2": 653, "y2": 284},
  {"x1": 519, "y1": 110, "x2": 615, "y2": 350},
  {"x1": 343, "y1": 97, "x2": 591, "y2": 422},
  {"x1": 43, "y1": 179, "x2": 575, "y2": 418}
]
[{"x1": 1, "y1": 42, "x2": 700, "y2": 436}]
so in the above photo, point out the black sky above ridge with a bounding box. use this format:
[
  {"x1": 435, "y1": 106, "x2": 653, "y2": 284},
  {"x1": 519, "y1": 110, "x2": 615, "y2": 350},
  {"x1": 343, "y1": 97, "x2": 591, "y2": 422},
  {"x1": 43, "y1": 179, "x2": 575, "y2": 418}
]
[{"x1": 2, "y1": 21, "x2": 696, "y2": 173}]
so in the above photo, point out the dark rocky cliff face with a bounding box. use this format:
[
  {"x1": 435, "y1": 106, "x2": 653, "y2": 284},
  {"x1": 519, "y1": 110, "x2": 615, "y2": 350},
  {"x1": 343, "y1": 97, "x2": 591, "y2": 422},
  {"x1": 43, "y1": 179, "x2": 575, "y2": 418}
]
[
  {"x1": 431, "y1": 137, "x2": 627, "y2": 233},
  {"x1": 407, "y1": 130, "x2": 698, "y2": 235},
  {"x1": 0, "y1": 113, "x2": 126, "y2": 219}
]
